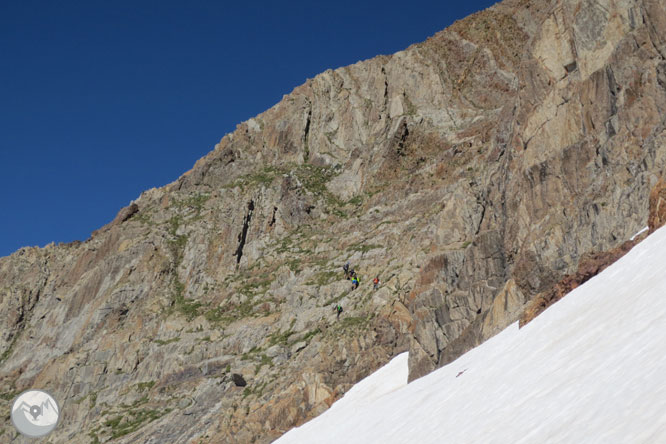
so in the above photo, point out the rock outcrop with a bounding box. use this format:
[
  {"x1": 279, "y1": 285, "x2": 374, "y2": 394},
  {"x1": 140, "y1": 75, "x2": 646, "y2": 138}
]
[
  {"x1": 648, "y1": 177, "x2": 666, "y2": 232},
  {"x1": 519, "y1": 236, "x2": 641, "y2": 327},
  {"x1": 2, "y1": 0, "x2": 666, "y2": 442}
]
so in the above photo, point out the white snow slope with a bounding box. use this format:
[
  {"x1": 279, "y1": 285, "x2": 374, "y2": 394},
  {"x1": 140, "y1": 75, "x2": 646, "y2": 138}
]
[{"x1": 276, "y1": 226, "x2": 666, "y2": 444}]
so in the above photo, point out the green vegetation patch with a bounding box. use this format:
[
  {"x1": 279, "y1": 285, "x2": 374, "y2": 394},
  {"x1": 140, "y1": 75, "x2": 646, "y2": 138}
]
[
  {"x1": 323, "y1": 292, "x2": 346, "y2": 307},
  {"x1": 136, "y1": 381, "x2": 156, "y2": 392},
  {"x1": 254, "y1": 354, "x2": 273, "y2": 374},
  {"x1": 203, "y1": 307, "x2": 226, "y2": 324},
  {"x1": 0, "y1": 334, "x2": 20, "y2": 366},
  {"x1": 266, "y1": 319, "x2": 297, "y2": 348},
  {"x1": 337, "y1": 313, "x2": 376, "y2": 332},
  {"x1": 375, "y1": 220, "x2": 396, "y2": 229},
  {"x1": 203, "y1": 294, "x2": 267, "y2": 326},
  {"x1": 153, "y1": 337, "x2": 180, "y2": 346},
  {"x1": 348, "y1": 243, "x2": 383, "y2": 254},
  {"x1": 223, "y1": 162, "x2": 346, "y2": 217},
  {"x1": 214, "y1": 268, "x2": 281, "y2": 322},
  {"x1": 294, "y1": 164, "x2": 335, "y2": 194},
  {"x1": 286, "y1": 258, "x2": 302, "y2": 273},
  {"x1": 346, "y1": 195, "x2": 363, "y2": 206},
  {"x1": 0, "y1": 388, "x2": 18, "y2": 402},
  {"x1": 170, "y1": 277, "x2": 202, "y2": 321},
  {"x1": 342, "y1": 316, "x2": 369, "y2": 327},
  {"x1": 173, "y1": 193, "x2": 211, "y2": 214},
  {"x1": 273, "y1": 224, "x2": 317, "y2": 255},
  {"x1": 95, "y1": 393, "x2": 172, "y2": 441},
  {"x1": 163, "y1": 212, "x2": 202, "y2": 322},
  {"x1": 301, "y1": 328, "x2": 321, "y2": 342},
  {"x1": 223, "y1": 166, "x2": 284, "y2": 191},
  {"x1": 89, "y1": 430, "x2": 100, "y2": 444},
  {"x1": 293, "y1": 163, "x2": 343, "y2": 209},
  {"x1": 241, "y1": 345, "x2": 261, "y2": 361},
  {"x1": 236, "y1": 294, "x2": 259, "y2": 318},
  {"x1": 306, "y1": 270, "x2": 339, "y2": 287},
  {"x1": 238, "y1": 275, "x2": 272, "y2": 296},
  {"x1": 89, "y1": 392, "x2": 98, "y2": 408},
  {"x1": 105, "y1": 408, "x2": 172, "y2": 439},
  {"x1": 134, "y1": 212, "x2": 155, "y2": 226},
  {"x1": 166, "y1": 215, "x2": 189, "y2": 268},
  {"x1": 269, "y1": 328, "x2": 295, "y2": 347}
]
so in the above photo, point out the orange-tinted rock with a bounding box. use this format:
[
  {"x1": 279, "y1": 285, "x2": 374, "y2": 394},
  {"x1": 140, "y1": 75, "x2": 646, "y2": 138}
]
[
  {"x1": 520, "y1": 239, "x2": 640, "y2": 327},
  {"x1": 648, "y1": 178, "x2": 666, "y2": 234}
]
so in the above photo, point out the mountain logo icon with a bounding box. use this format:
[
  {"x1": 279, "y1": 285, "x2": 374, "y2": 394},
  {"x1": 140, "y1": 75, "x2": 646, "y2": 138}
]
[{"x1": 10, "y1": 389, "x2": 61, "y2": 438}]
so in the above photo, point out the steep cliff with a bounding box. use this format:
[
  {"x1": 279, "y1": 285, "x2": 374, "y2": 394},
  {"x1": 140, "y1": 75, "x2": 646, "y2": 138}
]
[{"x1": 2, "y1": 0, "x2": 666, "y2": 442}]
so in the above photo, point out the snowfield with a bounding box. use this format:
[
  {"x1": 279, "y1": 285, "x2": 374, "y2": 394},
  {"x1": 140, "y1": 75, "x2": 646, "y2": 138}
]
[{"x1": 276, "y1": 226, "x2": 666, "y2": 443}]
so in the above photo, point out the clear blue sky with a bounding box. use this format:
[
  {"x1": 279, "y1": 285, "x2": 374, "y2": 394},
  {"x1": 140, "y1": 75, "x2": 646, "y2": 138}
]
[{"x1": 0, "y1": 0, "x2": 496, "y2": 257}]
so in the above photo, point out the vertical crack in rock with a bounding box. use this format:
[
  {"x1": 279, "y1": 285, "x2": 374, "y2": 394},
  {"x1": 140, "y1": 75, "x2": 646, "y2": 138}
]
[
  {"x1": 605, "y1": 66, "x2": 620, "y2": 138},
  {"x1": 657, "y1": 62, "x2": 666, "y2": 90},
  {"x1": 303, "y1": 105, "x2": 312, "y2": 161},
  {"x1": 382, "y1": 66, "x2": 389, "y2": 109},
  {"x1": 269, "y1": 206, "x2": 277, "y2": 227},
  {"x1": 235, "y1": 200, "x2": 255, "y2": 265},
  {"x1": 395, "y1": 119, "x2": 409, "y2": 157},
  {"x1": 606, "y1": 65, "x2": 619, "y2": 116},
  {"x1": 640, "y1": 4, "x2": 666, "y2": 60},
  {"x1": 475, "y1": 201, "x2": 487, "y2": 235}
]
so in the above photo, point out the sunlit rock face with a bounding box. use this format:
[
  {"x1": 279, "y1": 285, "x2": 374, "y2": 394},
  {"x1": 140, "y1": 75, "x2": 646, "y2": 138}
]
[{"x1": 2, "y1": 0, "x2": 666, "y2": 442}]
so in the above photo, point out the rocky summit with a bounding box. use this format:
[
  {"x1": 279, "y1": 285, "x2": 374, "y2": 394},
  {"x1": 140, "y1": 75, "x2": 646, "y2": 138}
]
[{"x1": 3, "y1": 0, "x2": 666, "y2": 442}]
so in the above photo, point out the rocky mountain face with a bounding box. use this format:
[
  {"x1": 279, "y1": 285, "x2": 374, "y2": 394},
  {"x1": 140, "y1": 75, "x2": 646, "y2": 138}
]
[{"x1": 2, "y1": 0, "x2": 666, "y2": 442}]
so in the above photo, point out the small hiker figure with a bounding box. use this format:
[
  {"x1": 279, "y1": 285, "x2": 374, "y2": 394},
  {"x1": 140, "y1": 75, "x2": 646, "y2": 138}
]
[
  {"x1": 343, "y1": 261, "x2": 350, "y2": 279},
  {"x1": 373, "y1": 276, "x2": 380, "y2": 290},
  {"x1": 348, "y1": 268, "x2": 355, "y2": 281},
  {"x1": 351, "y1": 275, "x2": 359, "y2": 290},
  {"x1": 335, "y1": 304, "x2": 343, "y2": 319}
]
